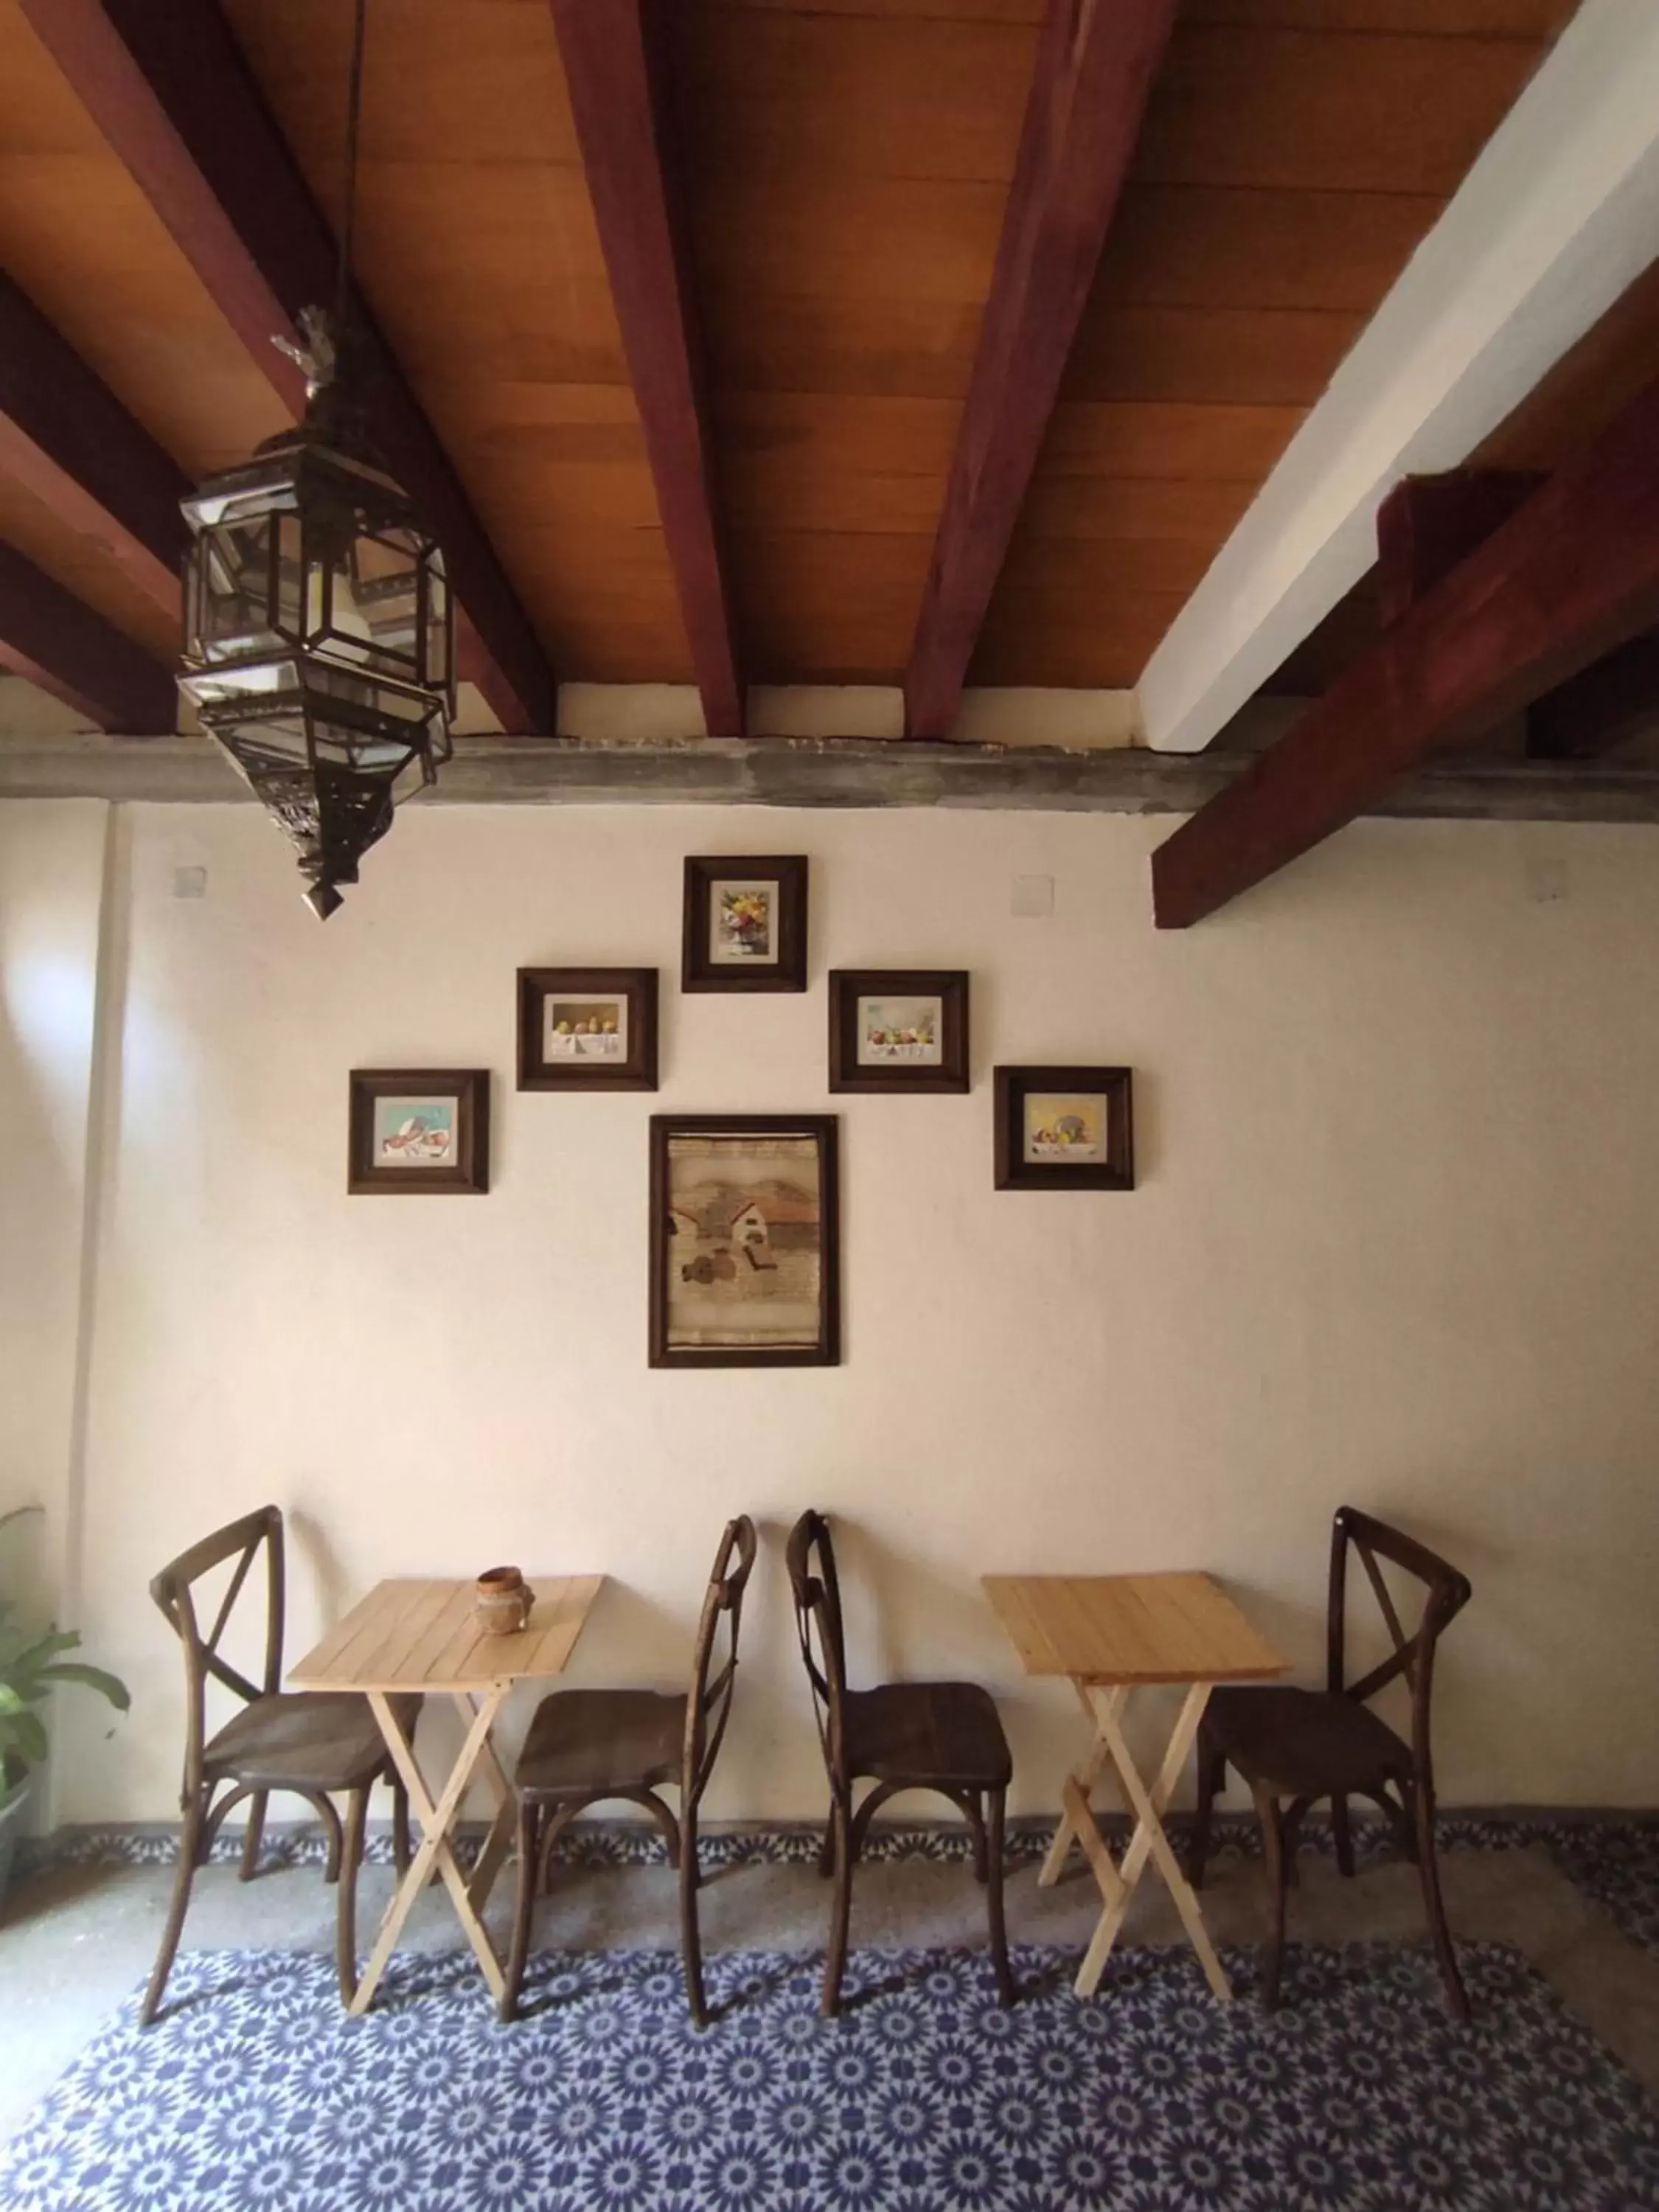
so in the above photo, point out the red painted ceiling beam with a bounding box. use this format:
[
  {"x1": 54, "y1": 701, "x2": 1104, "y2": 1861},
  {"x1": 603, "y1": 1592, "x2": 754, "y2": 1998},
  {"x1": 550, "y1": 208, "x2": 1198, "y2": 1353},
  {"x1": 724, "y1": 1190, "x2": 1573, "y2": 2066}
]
[
  {"x1": 548, "y1": 0, "x2": 744, "y2": 738},
  {"x1": 0, "y1": 540, "x2": 175, "y2": 732},
  {"x1": 1151, "y1": 379, "x2": 1659, "y2": 928},
  {"x1": 0, "y1": 274, "x2": 190, "y2": 617},
  {"x1": 20, "y1": 0, "x2": 556, "y2": 733},
  {"x1": 903, "y1": 0, "x2": 1178, "y2": 740}
]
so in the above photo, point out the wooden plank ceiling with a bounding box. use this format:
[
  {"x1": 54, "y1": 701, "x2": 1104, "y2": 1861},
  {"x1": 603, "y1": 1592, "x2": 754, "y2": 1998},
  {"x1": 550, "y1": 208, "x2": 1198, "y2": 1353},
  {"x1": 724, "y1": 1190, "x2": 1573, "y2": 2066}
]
[{"x1": 0, "y1": 0, "x2": 1584, "y2": 721}]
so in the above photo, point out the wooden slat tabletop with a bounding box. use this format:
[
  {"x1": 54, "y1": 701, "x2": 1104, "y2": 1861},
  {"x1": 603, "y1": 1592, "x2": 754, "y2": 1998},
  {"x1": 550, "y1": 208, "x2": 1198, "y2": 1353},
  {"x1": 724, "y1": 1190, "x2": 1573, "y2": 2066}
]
[
  {"x1": 290, "y1": 1575, "x2": 605, "y2": 1693},
  {"x1": 984, "y1": 1572, "x2": 1287, "y2": 1686}
]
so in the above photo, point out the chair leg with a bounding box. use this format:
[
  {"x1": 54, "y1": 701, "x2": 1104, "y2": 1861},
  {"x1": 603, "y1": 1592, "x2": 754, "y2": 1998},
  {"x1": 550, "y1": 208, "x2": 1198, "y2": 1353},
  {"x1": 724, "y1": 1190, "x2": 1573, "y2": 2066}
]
[
  {"x1": 391, "y1": 1778, "x2": 411, "y2": 1878},
  {"x1": 1253, "y1": 1783, "x2": 1288, "y2": 2011},
  {"x1": 141, "y1": 1791, "x2": 207, "y2": 2028},
  {"x1": 238, "y1": 1790, "x2": 267, "y2": 1882},
  {"x1": 823, "y1": 1793, "x2": 854, "y2": 2020},
  {"x1": 680, "y1": 1799, "x2": 709, "y2": 2030},
  {"x1": 986, "y1": 1788, "x2": 1015, "y2": 2008},
  {"x1": 321, "y1": 1794, "x2": 344, "y2": 1886},
  {"x1": 499, "y1": 1799, "x2": 540, "y2": 2025},
  {"x1": 1413, "y1": 1785, "x2": 1469, "y2": 2021},
  {"x1": 1332, "y1": 1793, "x2": 1354, "y2": 1879},
  {"x1": 1188, "y1": 1729, "x2": 1224, "y2": 1891},
  {"x1": 335, "y1": 1788, "x2": 367, "y2": 2006}
]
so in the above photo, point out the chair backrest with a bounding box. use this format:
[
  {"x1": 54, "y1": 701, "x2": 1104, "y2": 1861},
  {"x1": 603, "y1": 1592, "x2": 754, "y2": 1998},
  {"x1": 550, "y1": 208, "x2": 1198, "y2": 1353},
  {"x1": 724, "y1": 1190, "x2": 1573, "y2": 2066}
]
[
  {"x1": 150, "y1": 1506, "x2": 285, "y2": 1793},
  {"x1": 785, "y1": 1509, "x2": 849, "y2": 1785},
  {"x1": 683, "y1": 1514, "x2": 758, "y2": 1804},
  {"x1": 1327, "y1": 1506, "x2": 1471, "y2": 1794}
]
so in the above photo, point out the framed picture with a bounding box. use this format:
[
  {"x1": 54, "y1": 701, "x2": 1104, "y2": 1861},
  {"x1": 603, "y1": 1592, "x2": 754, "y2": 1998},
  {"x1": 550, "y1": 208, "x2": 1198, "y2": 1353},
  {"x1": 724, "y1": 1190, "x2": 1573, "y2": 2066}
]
[
  {"x1": 650, "y1": 1114, "x2": 840, "y2": 1367},
  {"x1": 993, "y1": 1065, "x2": 1133, "y2": 1191},
  {"x1": 348, "y1": 1069, "x2": 490, "y2": 1194},
  {"x1": 829, "y1": 969, "x2": 969, "y2": 1094},
  {"x1": 682, "y1": 856, "x2": 808, "y2": 992},
  {"x1": 517, "y1": 967, "x2": 658, "y2": 1091}
]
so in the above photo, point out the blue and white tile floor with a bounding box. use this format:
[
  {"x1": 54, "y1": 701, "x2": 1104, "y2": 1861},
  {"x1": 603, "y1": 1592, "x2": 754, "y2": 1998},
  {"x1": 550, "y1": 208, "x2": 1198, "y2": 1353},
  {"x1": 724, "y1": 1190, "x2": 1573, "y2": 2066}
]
[{"x1": 3, "y1": 1940, "x2": 1658, "y2": 2212}]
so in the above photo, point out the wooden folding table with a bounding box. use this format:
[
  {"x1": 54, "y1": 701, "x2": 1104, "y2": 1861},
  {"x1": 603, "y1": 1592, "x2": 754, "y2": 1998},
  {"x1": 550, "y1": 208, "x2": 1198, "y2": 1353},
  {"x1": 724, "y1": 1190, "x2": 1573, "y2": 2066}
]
[
  {"x1": 291, "y1": 1573, "x2": 604, "y2": 2014},
  {"x1": 984, "y1": 1572, "x2": 1285, "y2": 2000}
]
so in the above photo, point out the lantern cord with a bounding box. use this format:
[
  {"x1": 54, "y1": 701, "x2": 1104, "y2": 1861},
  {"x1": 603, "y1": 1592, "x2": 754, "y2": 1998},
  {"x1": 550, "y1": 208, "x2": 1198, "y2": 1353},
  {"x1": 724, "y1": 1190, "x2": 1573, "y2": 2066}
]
[{"x1": 333, "y1": 0, "x2": 370, "y2": 347}]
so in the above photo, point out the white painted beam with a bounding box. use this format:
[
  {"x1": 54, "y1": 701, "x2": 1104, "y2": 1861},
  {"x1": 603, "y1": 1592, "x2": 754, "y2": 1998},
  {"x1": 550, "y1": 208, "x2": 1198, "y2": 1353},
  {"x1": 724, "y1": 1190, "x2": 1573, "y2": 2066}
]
[{"x1": 1138, "y1": 0, "x2": 1659, "y2": 754}]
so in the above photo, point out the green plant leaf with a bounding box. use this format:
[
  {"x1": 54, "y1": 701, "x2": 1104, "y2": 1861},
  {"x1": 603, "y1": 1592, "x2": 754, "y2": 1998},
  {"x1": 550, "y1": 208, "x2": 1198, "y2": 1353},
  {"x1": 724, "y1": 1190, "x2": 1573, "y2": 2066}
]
[
  {"x1": 35, "y1": 1662, "x2": 130, "y2": 1711},
  {"x1": 0, "y1": 1708, "x2": 49, "y2": 1768},
  {"x1": 7, "y1": 1630, "x2": 81, "y2": 1674}
]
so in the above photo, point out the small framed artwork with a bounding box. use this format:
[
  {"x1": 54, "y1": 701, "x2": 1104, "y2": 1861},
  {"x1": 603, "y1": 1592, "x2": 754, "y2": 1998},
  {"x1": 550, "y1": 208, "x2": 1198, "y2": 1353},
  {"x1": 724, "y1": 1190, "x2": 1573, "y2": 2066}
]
[
  {"x1": 517, "y1": 967, "x2": 658, "y2": 1091},
  {"x1": 348, "y1": 1069, "x2": 490, "y2": 1194},
  {"x1": 829, "y1": 969, "x2": 969, "y2": 1094},
  {"x1": 682, "y1": 856, "x2": 808, "y2": 992},
  {"x1": 994, "y1": 1065, "x2": 1134, "y2": 1191},
  {"x1": 650, "y1": 1114, "x2": 840, "y2": 1367}
]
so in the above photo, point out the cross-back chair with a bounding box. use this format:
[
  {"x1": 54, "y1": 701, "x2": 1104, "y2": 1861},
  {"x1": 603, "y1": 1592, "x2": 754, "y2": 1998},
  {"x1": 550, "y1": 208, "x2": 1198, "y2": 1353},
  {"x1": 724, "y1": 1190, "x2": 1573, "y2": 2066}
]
[
  {"x1": 787, "y1": 1509, "x2": 1015, "y2": 2017},
  {"x1": 501, "y1": 1513, "x2": 758, "y2": 2028},
  {"x1": 1188, "y1": 1505, "x2": 1472, "y2": 2015},
  {"x1": 144, "y1": 1505, "x2": 419, "y2": 2024}
]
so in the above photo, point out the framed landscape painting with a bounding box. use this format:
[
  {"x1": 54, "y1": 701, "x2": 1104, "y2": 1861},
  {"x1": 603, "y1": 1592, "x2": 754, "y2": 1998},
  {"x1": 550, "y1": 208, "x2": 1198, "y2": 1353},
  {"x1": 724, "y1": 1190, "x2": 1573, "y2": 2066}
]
[
  {"x1": 517, "y1": 967, "x2": 658, "y2": 1091},
  {"x1": 993, "y1": 1065, "x2": 1134, "y2": 1191},
  {"x1": 649, "y1": 1115, "x2": 840, "y2": 1367},
  {"x1": 682, "y1": 856, "x2": 808, "y2": 992},
  {"x1": 348, "y1": 1069, "x2": 490, "y2": 1194},
  {"x1": 829, "y1": 969, "x2": 969, "y2": 1093}
]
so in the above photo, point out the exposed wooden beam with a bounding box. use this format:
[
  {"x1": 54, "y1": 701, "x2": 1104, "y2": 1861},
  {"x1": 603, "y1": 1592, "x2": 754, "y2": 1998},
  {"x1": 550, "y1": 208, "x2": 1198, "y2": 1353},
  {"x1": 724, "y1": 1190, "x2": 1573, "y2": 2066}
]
[
  {"x1": 1529, "y1": 633, "x2": 1659, "y2": 759},
  {"x1": 548, "y1": 0, "x2": 743, "y2": 739},
  {"x1": 0, "y1": 274, "x2": 190, "y2": 616},
  {"x1": 1151, "y1": 375, "x2": 1659, "y2": 928},
  {"x1": 1140, "y1": 0, "x2": 1659, "y2": 753},
  {"x1": 1374, "y1": 470, "x2": 1543, "y2": 630},
  {"x1": 0, "y1": 543, "x2": 174, "y2": 733},
  {"x1": 19, "y1": 0, "x2": 555, "y2": 734},
  {"x1": 903, "y1": 0, "x2": 1178, "y2": 741},
  {"x1": 10, "y1": 730, "x2": 1659, "y2": 826}
]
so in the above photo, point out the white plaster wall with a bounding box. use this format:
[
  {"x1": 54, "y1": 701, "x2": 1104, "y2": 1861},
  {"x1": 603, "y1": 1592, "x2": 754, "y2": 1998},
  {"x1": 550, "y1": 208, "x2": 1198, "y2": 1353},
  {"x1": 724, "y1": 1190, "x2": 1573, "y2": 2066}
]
[{"x1": 11, "y1": 800, "x2": 1659, "y2": 1824}]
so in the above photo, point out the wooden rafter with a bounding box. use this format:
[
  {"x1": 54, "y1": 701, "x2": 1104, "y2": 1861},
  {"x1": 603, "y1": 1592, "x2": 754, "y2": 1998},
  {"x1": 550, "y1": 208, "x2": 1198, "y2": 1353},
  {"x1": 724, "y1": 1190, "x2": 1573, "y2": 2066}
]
[
  {"x1": 548, "y1": 0, "x2": 743, "y2": 738},
  {"x1": 0, "y1": 541, "x2": 174, "y2": 733},
  {"x1": 903, "y1": 0, "x2": 1178, "y2": 740},
  {"x1": 0, "y1": 274, "x2": 190, "y2": 617},
  {"x1": 19, "y1": 0, "x2": 555, "y2": 733},
  {"x1": 1151, "y1": 376, "x2": 1659, "y2": 928}
]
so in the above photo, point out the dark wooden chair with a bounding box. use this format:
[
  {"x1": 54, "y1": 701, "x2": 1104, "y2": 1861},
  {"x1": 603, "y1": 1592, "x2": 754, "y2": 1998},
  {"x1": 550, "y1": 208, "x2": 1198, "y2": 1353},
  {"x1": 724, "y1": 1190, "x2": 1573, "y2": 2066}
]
[
  {"x1": 785, "y1": 1509, "x2": 1015, "y2": 2017},
  {"x1": 1187, "y1": 1505, "x2": 1472, "y2": 2016},
  {"x1": 143, "y1": 1505, "x2": 419, "y2": 2025},
  {"x1": 501, "y1": 1513, "x2": 758, "y2": 2028}
]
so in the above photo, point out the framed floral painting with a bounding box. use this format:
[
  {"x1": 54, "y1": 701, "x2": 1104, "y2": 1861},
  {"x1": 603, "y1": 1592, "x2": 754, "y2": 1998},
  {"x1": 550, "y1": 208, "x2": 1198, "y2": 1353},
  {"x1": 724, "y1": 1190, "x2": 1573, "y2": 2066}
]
[
  {"x1": 828, "y1": 969, "x2": 969, "y2": 1093},
  {"x1": 681, "y1": 856, "x2": 808, "y2": 992},
  {"x1": 348, "y1": 1069, "x2": 490, "y2": 1194},
  {"x1": 649, "y1": 1114, "x2": 840, "y2": 1366},
  {"x1": 993, "y1": 1065, "x2": 1134, "y2": 1191},
  {"x1": 517, "y1": 967, "x2": 658, "y2": 1091}
]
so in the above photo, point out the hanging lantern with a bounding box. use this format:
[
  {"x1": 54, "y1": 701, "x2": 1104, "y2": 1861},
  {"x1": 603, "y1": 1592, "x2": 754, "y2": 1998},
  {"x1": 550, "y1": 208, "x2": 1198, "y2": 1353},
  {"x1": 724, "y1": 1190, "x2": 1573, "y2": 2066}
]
[
  {"x1": 177, "y1": 0, "x2": 453, "y2": 920},
  {"x1": 178, "y1": 313, "x2": 454, "y2": 920}
]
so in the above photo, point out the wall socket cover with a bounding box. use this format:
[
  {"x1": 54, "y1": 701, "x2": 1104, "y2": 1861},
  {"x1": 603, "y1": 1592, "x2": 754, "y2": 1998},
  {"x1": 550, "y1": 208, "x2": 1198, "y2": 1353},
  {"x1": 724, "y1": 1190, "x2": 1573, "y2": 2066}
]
[
  {"x1": 173, "y1": 866, "x2": 208, "y2": 900},
  {"x1": 1011, "y1": 873, "x2": 1054, "y2": 917}
]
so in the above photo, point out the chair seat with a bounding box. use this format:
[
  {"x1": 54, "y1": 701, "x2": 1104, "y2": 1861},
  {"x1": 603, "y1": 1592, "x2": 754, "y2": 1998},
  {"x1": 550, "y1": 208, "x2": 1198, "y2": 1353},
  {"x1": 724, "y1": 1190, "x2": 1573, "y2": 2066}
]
[
  {"x1": 1204, "y1": 1685, "x2": 1410, "y2": 1801},
  {"x1": 843, "y1": 1681, "x2": 1012, "y2": 1790},
  {"x1": 203, "y1": 1691, "x2": 419, "y2": 1792},
  {"x1": 515, "y1": 1688, "x2": 689, "y2": 1800}
]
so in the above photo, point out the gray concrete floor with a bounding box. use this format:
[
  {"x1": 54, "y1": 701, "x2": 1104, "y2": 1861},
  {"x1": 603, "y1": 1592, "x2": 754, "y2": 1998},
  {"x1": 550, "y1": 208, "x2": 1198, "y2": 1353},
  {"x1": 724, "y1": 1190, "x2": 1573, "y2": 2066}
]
[{"x1": 3, "y1": 1841, "x2": 1657, "y2": 2145}]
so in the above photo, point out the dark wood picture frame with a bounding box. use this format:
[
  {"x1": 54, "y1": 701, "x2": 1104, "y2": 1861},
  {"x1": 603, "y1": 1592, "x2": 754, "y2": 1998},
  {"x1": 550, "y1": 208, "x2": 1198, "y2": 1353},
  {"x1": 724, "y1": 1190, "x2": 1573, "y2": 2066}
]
[
  {"x1": 649, "y1": 1113, "x2": 840, "y2": 1368},
  {"x1": 994, "y1": 1065, "x2": 1134, "y2": 1191},
  {"x1": 516, "y1": 967, "x2": 658, "y2": 1091},
  {"x1": 681, "y1": 855, "x2": 808, "y2": 992},
  {"x1": 348, "y1": 1068, "x2": 490, "y2": 1194},
  {"x1": 829, "y1": 969, "x2": 970, "y2": 1094}
]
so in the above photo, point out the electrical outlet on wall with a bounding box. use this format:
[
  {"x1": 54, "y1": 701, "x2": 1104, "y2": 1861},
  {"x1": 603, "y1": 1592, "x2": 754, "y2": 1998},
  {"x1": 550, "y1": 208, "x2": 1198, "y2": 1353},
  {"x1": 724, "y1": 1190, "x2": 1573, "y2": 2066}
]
[
  {"x1": 173, "y1": 866, "x2": 208, "y2": 900},
  {"x1": 1011, "y1": 873, "x2": 1054, "y2": 918}
]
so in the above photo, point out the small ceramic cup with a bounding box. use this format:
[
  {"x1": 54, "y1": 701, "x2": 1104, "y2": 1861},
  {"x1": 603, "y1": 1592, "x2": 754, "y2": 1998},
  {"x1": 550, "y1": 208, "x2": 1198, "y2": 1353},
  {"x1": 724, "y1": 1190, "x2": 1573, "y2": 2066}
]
[{"x1": 474, "y1": 1565, "x2": 535, "y2": 1635}]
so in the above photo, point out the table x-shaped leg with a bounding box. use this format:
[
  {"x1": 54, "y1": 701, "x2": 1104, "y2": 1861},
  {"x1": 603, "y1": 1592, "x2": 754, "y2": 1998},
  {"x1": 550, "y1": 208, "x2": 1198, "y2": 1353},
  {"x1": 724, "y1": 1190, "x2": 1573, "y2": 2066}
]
[
  {"x1": 352, "y1": 1685, "x2": 515, "y2": 2014},
  {"x1": 1049, "y1": 1677, "x2": 1231, "y2": 2002}
]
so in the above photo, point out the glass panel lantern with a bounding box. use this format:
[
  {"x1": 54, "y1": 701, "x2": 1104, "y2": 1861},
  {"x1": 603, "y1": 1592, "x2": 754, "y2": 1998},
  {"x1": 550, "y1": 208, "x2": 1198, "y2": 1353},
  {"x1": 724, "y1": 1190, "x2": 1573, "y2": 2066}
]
[{"x1": 178, "y1": 331, "x2": 455, "y2": 920}]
